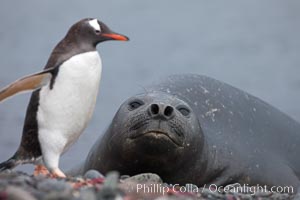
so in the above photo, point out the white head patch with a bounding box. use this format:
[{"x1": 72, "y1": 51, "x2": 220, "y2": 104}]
[{"x1": 89, "y1": 19, "x2": 101, "y2": 32}]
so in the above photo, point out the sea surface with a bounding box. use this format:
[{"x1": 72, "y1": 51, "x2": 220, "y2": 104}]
[{"x1": 0, "y1": 0, "x2": 300, "y2": 172}]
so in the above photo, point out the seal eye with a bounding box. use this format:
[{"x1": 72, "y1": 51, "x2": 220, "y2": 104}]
[
  {"x1": 128, "y1": 100, "x2": 144, "y2": 111},
  {"x1": 177, "y1": 106, "x2": 190, "y2": 117}
]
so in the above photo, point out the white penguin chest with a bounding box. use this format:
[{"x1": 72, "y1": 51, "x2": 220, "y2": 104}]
[{"x1": 37, "y1": 51, "x2": 102, "y2": 150}]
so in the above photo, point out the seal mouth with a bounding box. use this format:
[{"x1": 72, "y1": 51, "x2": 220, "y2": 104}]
[{"x1": 130, "y1": 130, "x2": 183, "y2": 147}]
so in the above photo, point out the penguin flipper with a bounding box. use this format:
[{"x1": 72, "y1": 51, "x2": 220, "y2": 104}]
[{"x1": 0, "y1": 69, "x2": 53, "y2": 102}]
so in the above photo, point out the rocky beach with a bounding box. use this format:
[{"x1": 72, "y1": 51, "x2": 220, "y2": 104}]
[{"x1": 0, "y1": 170, "x2": 296, "y2": 200}]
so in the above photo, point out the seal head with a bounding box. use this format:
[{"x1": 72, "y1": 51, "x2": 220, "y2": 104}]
[{"x1": 87, "y1": 91, "x2": 204, "y2": 176}]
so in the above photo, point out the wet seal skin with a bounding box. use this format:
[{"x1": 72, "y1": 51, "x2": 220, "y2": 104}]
[{"x1": 77, "y1": 74, "x2": 300, "y2": 192}]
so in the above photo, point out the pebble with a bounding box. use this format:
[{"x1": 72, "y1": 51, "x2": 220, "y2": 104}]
[
  {"x1": 10, "y1": 175, "x2": 34, "y2": 187},
  {"x1": 84, "y1": 169, "x2": 104, "y2": 179},
  {"x1": 79, "y1": 188, "x2": 97, "y2": 200},
  {"x1": 123, "y1": 173, "x2": 163, "y2": 184},
  {"x1": 120, "y1": 175, "x2": 130, "y2": 180},
  {"x1": 42, "y1": 191, "x2": 73, "y2": 200},
  {"x1": 37, "y1": 178, "x2": 72, "y2": 192},
  {"x1": 253, "y1": 190, "x2": 272, "y2": 197},
  {"x1": 96, "y1": 171, "x2": 124, "y2": 200},
  {"x1": 5, "y1": 186, "x2": 37, "y2": 200}
]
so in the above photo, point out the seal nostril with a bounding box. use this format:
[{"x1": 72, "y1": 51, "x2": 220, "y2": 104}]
[
  {"x1": 150, "y1": 104, "x2": 159, "y2": 115},
  {"x1": 175, "y1": 130, "x2": 183, "y2": 137},
  {"x1": 164, "y1": 106, "x2": 174, "y2": 117}
]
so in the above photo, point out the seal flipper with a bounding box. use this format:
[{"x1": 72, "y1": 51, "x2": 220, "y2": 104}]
[{"x1": 0, "y1": 68, "x2": 54, "y2": 102}]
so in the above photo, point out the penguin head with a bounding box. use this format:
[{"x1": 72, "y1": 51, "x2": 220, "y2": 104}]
[{"x1": 66, "y1": 18, "x2": 129, "y2": 48}]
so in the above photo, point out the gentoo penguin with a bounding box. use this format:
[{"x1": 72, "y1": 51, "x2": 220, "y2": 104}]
[{"x1": 0, "y1": 18, "x2": 129, "y2": 177}]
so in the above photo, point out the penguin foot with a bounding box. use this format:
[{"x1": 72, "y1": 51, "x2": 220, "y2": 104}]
[
  {"x1": 51, "y1": 168, "x2": 66, "y2": 178},
  {"x1": 33, "y1": 164, "x2": 50, "y2": 176}
]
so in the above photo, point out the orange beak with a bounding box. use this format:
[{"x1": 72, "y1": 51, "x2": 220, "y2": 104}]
[{"x1": 101, "y1": 33, "x2": 129, "y2": 41}]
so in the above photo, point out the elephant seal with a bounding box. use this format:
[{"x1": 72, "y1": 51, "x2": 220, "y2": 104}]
[{"x1": 80, "y1": 74, "x2": 300, "y2": 191}]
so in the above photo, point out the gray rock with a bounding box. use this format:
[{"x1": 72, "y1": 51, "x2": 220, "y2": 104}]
[
  {"x1": 97, "y1": 188, "x2": 123, "y2": 200},
  {"x1": 79, "y1": 188, "x2": 97, "y2": 200},
  {"x1": 37, "y1": 179, "x2": 72, "y2": 193},
  {"x1": 97, "y1": 171, "x2": 124, "y2": 200},
  {"x1": 253, "y1": 190, "x2": 272, "y2": 198},
  {"x1": 0, "y1": 171, "x2": 18, "y2": 179},
  {"x1": 120, "y1": 175, "x2": 130, "y2": 180},
  {"x1": 83, "y1": 170, "x2": 104, "y2": 180},
  {"x1": 43, "y1": 191, "x2": 73, "y2": 200},
  {"x1": 5, "y1": 186, "x2": 37, "y2": 200},
  {"x1": 30, "y1": 190, "x2": 46, "y2": 200},
  {"x1": 123, "y1": 173, "x2": 162, "y2": 184},
  {"x1": 200, "y1": 188, "x2": 224, "y2": 199},
  {"x1": 10, "y1": 175, "x2": 34, "y2": 187},
  {"x1": 269, "y1": 193, "x2": 293, "y2": 200},
  {"x1": 103, "y1": 171, "x2": 120, "y2": 188}
]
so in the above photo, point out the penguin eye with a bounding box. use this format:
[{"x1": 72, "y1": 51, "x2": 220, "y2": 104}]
[
  {"x1": 95, "y1": 30, "x2": 101, "y2": 34},
  {"x1": 128, "y1": 100, "x2": 144, "y2": 111},
  {"x1": 177, "y1": 106, "x2": 190, "y2": 116}
]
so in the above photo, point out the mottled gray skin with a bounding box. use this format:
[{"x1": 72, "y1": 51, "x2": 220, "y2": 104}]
[{"x1": 80, "y1": 74, "x2": 300, "y2": 190}]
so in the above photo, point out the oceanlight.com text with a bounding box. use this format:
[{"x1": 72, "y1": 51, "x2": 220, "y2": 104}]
[{"x1": 207, "y1": 183, "x2": 294, "y2": 195}]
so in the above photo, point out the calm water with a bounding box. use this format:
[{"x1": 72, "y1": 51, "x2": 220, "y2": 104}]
[{"x1": 0, "y1": 0, "x2": 300, "y2": 172}]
